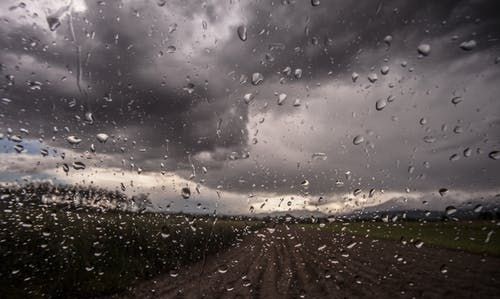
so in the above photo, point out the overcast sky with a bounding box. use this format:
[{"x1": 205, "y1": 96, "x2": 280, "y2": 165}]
[{"x1": 0, "y1": 0, "x2": 499, "y2": 215}]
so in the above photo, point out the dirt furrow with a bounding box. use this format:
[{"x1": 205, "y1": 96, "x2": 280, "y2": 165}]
[{"x1": 121, "y1": 225, "x2": 500, "y2": 299}]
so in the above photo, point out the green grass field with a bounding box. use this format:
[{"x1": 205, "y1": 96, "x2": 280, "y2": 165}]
[
  {"x1": 1, "y1": 198, "x2": 498, "y2": 298},
  {"x1": 0, "y1": 202, "x2": 257, "y2": 298},
  {"x1": 323, "y1": 221, "x2": 499, "y2": 255}
]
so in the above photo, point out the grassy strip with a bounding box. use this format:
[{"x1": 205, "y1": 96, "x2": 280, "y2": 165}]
[
  {"x1": 324, "y1": 221, "x2": 499, "y2": 255},
  {"x1": 0, "y1": 203, "x2": 255, "y2": 298}
]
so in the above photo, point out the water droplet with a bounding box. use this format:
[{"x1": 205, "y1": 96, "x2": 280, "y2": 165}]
[
  {"x1": 217, "y1": 265, "x2": 229, "y2": 274},
  {"x1": 488, "y1": 151, "x2": 499, "y2": 160},
  {"x1": 277, "y1": 93, "x2": 287, "y2": 105},
  {"x1": 312, "y1": 152, "x2": 327, "y2": 160},
  {"x1": 181, "y1": 187, "x2": 191, "y2": 199},
  {"x1": 473, "y1": 204, "x2": 483, "y2": 213},
  {"x1": 459, "y1": 40, "x2": 477, "y2": 51},
  {"x1": 445, "y1": 206, "x2": 457, "y2": 215},
  {"x1": 439, "y1": 188, "x2": 448, "y2": 196},
  {"x1": 85, "y1": 112, "x2": 94, "y2": 124},
  {"x1": 266, "y1": 227, "x2": 276, "y2": 234},
  {"x1": 293, "y1": 98, "x2": 301, "y2": 107},
  {"x1": 242, "y1": 278, "x2": 252, "y2": 287},
  {"x1": 251, "y1": 72, "x2": 264, "y2": 85},
  {"x1": 353, "y1": 189, "x2": 362, "y2": 196},
  {"x1": 166, "y1": 45, "x2": 176, "y2": 53},
  {"x1": 414, "y1": 240, "x2": 424, "y2": 248},
  {"x1": 243, "y1": 93, "x2": 254, "y2": 104},
  {"x1": 1, "y1": 97, "x2": 12, "y2": 104},
  {"x1": 67, "y1": 136, "x2": 82, "y2": 145},
  {"x1": 183, "y1": 83, "x2": 195, "y2": 94},
  {"x1": 294, "y1": 68, "x2": 303, "y2": 79},
  {"x1": 452, "y1": 126, "x2": 463, "y2": 135},
  {"x1": 380, "y1": 66, "x2": 389, "y2": 75},
  {"x1": 463, "y1": 147, "x2": 472, "y2": 157},
  {"x1": 72, "y1": 161, "x2": 86, "y2": 170},
  {"x1": 440, "y1": 264, "x2": 448, "y2": 274},
  {"x1": 353, "y1": 135, "x2": 364, "y2": 145},
  {"x1": 282, "y1": 66, "x2": 292, "y2": 76},
  {"x1": 14, "y1": 144, "x2": 24, "y2": 153},
  {"x1": 46, "y1": 3, "x2": 72, "y2": 32},
  {"x1": 419, "y1": 118, "x2": 427, "y2": 125},
  {"x1": 311, "y1": 0, "x2": 320, "y2": 6},
  {"x1": 103, "y1": 93, "x2": 112, "y2": 102},
  {"x1": 449, "y1": 154, "x2": 460, "y2": 161},
  {"x1": 237, "y1": 25, "x2": 247, "y2": 41},
  {"x1": 96, "y1": 133, "x2": 109, "y2": 143},
  {"x1": 46, "y1": 16, "x2": 61, "y2": 31},
  {"x1": 367, "y1": 73, "x2": 378, "y2": 83},
  {"x1": 383, "y1": 35, "x2": 393, "y2": 46},
  {"x1": 157, "y1": 0, "x2": 167, "y2": 7},
  {"x1": 451, "y1": 96, "x2": 462, "y2": 105},
  {"x1": 168, "y1": 23, "x2": 177, "y2": 34},
  {"x1": 423, "y1": 136, "x2": 436, "y2": 143},
  {"x1": 408, "y1": 165, "x2": 415, "y2": 174},
  {"x1": 375, "y1": 99, "x2": 387, "y2": 111},
  {"x1": 10, "y1": 135, "x2": 23, "y2": 143},
  {"x1": 351, "y1": 72, "x2": 359, "y2": 82},
  {"x1": 301, "y1": 180, "x2": 310, "y2": 186},
  {"x1": 27, "y1": 81, "x2": 42, "y2": 90},
  {"x1": 417, "y1": 43, "x2": 431, "y2": 56},
  {"x1": 485, "y1": 231, "x2": 493, "y2": 243}
]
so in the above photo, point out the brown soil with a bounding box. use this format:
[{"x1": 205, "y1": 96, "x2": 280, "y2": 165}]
[{"x1": 120, "y1": 225, "x2": 500, "y2": 299}]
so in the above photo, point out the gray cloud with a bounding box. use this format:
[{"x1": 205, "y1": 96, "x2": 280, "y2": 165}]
[{"x1": 0, "y1": 0, "x2": 499, "y2": 214}]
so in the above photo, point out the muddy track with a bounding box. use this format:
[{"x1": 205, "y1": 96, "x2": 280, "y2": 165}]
[{"x1": 119, "y1": 225, "x2": 500, "y2": 299}]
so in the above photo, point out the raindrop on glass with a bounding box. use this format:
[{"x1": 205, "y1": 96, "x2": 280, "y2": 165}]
[
  {"x1": 367, "y1": 73, "x2": 378, "y2": 83},
  {"x1": 375, "y1": 99, "x2": 387, "y2": 111},
  {"x1": 459, "y1": 40, "x2": 477, "y2": 51},
  {"x1": 353, "y1": 135, "x2": 364, "y2": 145},
  {"x1": 489, "y1": 151, "x2": 499, "y2": 160},
  {"x1": 237, "y1": 25, "x2": 247, "y2": 41},
  {"x1": 417, "y1": 43, "x2": 431, "y2": 56},
  {"x1": 383, "y1": 35, "x2": 393, "y2": 46},
  {"x1": 351, "y1": 72, "x2": 359, "y2": 82},
  {"x1": 294, "y1": 68, "x2": 303, "y2": 79},
  {"x1": 243, "y1": 93, "x2": 254, "y2": 104},
  {"x1": 277, "y1": 93, "x2": 287, "y2": 105},
  {"x1": 181, "y1": 187, "x2": 191, "y2": 199},
  {"x1": 251, "y1": 73, "x2": 264, "y2": 85},
  {"x1": 451, "y1": 96, "x2": 462, "y2": 105},
  {"x1": 445, "y1": 206, "x2": 457, "y2": 215},
  {"x1": 96, "y1": 133, "x2": 109, "y2": 143},
  {"x1": 67, "y1": 136, "x2": 82, "y2": 145}
]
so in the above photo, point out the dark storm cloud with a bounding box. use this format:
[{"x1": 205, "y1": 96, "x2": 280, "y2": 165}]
[
  {"x1": 1, "y1": 0, "x2": 250, "y2": 170},
  {"x1": 217, "y1": 0, "x2": 500, "y2": 82},
  {"x1": 1, "y1": 0, "x2": 499, "y2": 211}
]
